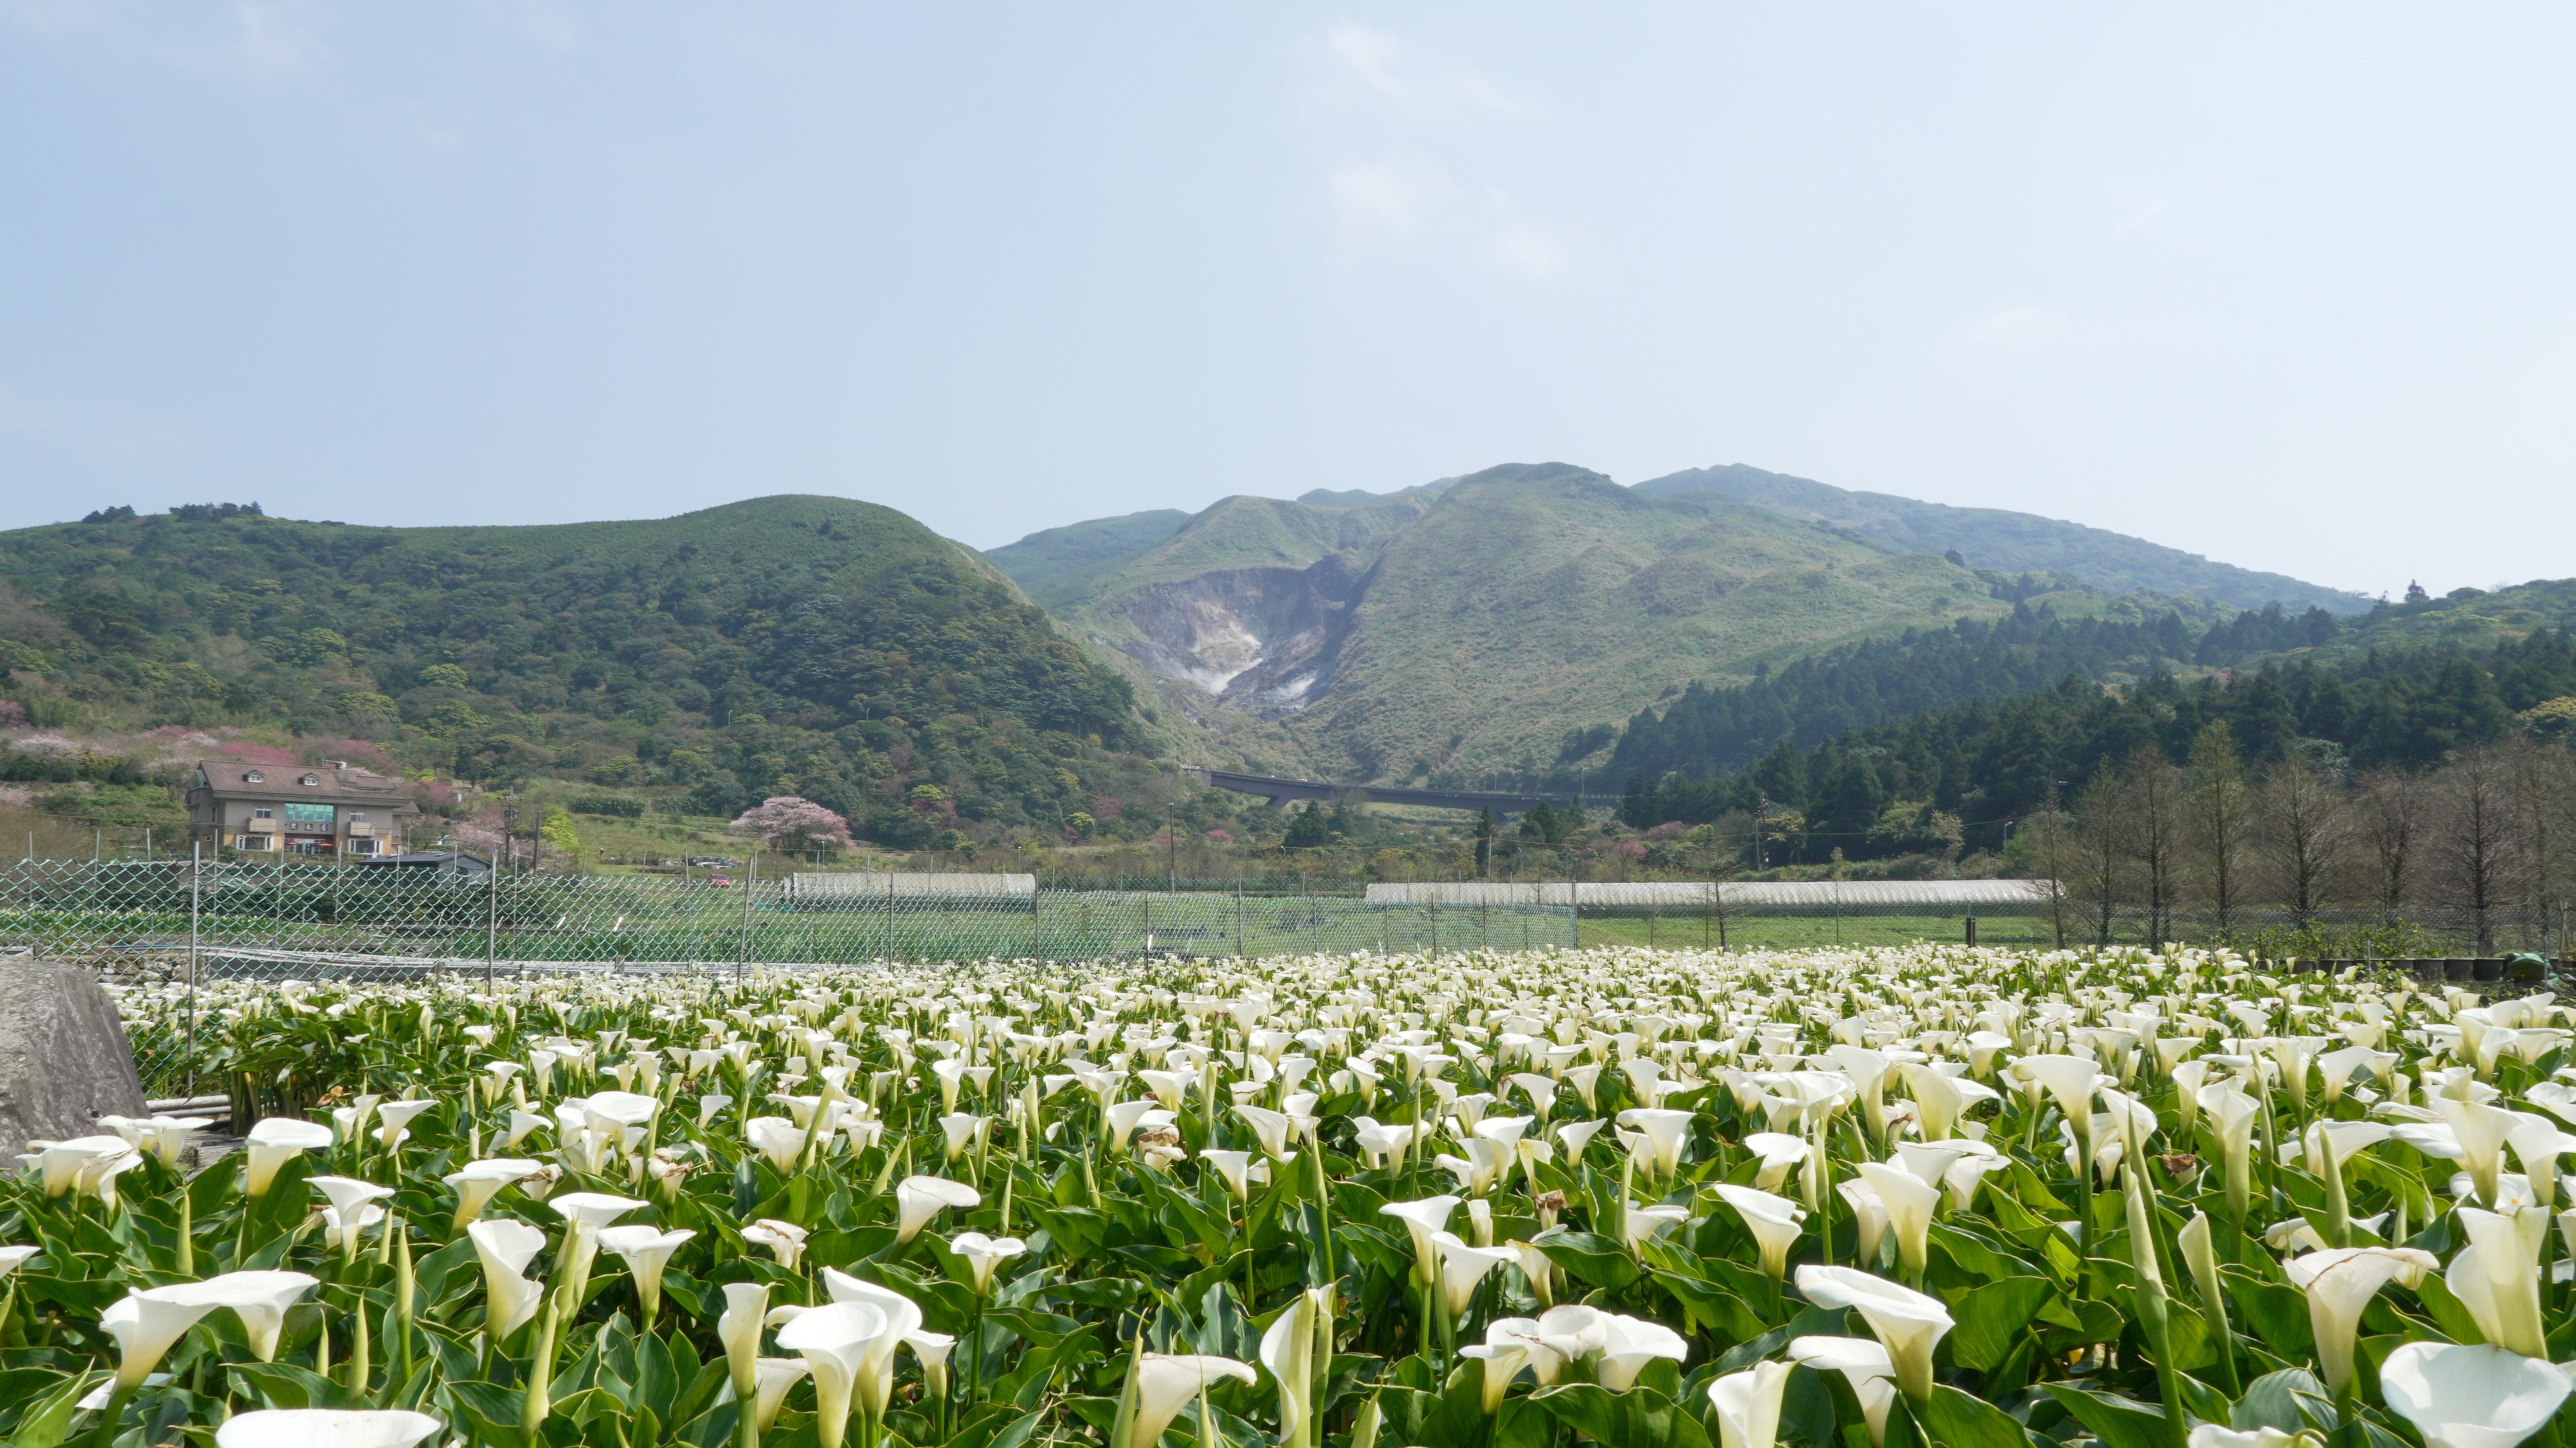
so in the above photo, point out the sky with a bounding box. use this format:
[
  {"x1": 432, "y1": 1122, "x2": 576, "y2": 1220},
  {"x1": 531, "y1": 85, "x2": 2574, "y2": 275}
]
[{"x1": 4, "y1": 5, "x2": 2572, "y2": 599}]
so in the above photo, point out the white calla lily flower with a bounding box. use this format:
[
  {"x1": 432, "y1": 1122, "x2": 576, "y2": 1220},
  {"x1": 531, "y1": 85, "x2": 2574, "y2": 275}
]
[
  {"x1": 2380, "y1": 1341, "x2": 2572, "y2": 1448},
  {"x1": 213, "y1": 1409, "x2": 445, "y2": 1448},
  {"x1": 1793, "y1": 1265, "x2": 1951, "y2": 1403}
]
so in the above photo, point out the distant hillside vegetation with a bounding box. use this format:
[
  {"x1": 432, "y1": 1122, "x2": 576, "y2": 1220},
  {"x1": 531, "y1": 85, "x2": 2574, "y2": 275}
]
[
  {"x1": 1610, "y1": 585, "x2": 2576, "y2": 863},
  {"x1": 994, "y1": 457, "x2": 2373, "y2": 787},
  {"x1": 984, "y1": 508, "x2": 1191, "y2": 611},
  {"x1": 1605, "y1": 601, "x2": 2339, "y2": 782},
  {"x1": 1022, "y1": 461, "x2": 2208, "y2": 785},
  {"x1": 1634, "y1": 463, "x2": 2375, "y2": 614},
  {"x1": 0, "y1": 495, "x2": 1146, "y2": 846}
]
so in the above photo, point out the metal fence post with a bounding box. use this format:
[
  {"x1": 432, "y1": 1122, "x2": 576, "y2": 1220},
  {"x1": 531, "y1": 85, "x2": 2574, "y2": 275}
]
[
  {"x1": 738, "y1": 853, "x2": 756, "y2": 976},
  {"x1": 485, "y1": 851, "x2": 498, "y2": 988},
  {"x1": 186, "y1": 841, "x2": 200, "y2": 1098}
]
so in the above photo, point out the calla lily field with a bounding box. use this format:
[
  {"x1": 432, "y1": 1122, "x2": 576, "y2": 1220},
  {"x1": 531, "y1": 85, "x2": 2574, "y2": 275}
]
[{"x1": 8, "y1": 943, "x2": 2576, "y2": 1448}]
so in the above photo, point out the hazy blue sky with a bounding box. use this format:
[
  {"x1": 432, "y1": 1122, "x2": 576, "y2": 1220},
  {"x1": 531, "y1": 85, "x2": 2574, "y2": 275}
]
[{"x1": 5, "y1": 5, "x2": 2571, "y2": 598}]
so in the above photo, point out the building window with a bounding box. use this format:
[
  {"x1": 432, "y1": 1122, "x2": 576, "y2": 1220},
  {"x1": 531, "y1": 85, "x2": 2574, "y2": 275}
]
[
  {"x1": 348, "y1": 811, "x2": 368, "y2": 822},
  {"x1": 253, "y1": 807, "x2": 274, "y2": 819},
  {"x1": 244, "y1": 770, "x2": 265, "y2": 783},
  {"x1": 300, "y1": 773, "x2": 321, "y2": 786},
  {"x1": 283, "y1": 803, "x2": 334, "y2": 832}
]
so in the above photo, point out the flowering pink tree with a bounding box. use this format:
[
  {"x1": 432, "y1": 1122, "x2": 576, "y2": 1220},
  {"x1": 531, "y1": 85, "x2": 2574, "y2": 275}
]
[{"x1": 729, "y1": 796, "x2": 856, "y2": 856}]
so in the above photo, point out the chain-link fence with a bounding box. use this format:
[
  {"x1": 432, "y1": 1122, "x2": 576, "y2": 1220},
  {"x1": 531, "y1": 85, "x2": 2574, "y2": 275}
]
[
  {"x1": 2, "y1": 858, "x2": 1576, "y2": 1095},
  {"x1": 1575, "y1": 896, "x2": 2576, "y2": 960}
]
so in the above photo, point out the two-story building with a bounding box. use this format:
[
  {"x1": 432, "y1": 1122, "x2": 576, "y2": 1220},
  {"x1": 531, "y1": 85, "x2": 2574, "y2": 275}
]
[{"x1": 186, "y1": 760, "x2": 422, "y2": 858}]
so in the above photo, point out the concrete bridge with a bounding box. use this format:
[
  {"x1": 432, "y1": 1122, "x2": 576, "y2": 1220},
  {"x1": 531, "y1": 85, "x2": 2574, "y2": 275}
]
[{"x1": 1191, "y1": 768, "x2": 1620, "y2": 815}]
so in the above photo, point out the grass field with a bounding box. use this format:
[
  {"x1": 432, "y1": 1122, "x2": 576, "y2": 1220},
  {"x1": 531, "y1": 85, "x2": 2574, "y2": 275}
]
[{"x1": 1575, "y1": 909, "x2": 2067, "y2": 951}]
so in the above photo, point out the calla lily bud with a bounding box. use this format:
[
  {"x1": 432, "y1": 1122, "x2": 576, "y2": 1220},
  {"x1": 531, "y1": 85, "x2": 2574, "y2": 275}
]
[{"x1": 719, "y1": 1281, "x2": 771, "y2": 1398}]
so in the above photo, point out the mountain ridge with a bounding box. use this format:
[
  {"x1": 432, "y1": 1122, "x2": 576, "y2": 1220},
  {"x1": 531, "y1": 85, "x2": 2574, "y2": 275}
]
[
  {"x1": 1632, "y1": 462, "x2": 2374, "y2": 614},
  {"x1": 987, "y1": 460, "x2": 2313, "y2": 786},
  {"x1": 1012, "y1": 462, "x2": 2217, "y2": 786}
]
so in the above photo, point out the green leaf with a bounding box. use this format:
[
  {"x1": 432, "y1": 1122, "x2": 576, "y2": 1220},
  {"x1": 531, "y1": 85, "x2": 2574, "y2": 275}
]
[
  {"x1": 1032, "y1": 1205, "x2": 1108, "y2": 1262},
  {"x1": 2233, "y1": 1369, "x2": 2329, "y2": 1434},
  {"x1": 1528, "y1": 1383, "x2": 1713, "y2": 1448},
  {"x1": 2174, "y1": 1371, "x2": 2231, "y2": 1428},
  {"x1": 2, "y1": 1370, "x2": 98, "y2": 1448},
  {"x1": 2042, "y1": 1385, "x2": 2170, "y2": 1448},
  {"x1": 1912, "y1": 1385, "x2": 2040, "y2": 1448},
  {"x1": 440, "y1": 1380, "x2": 532, "y2": 1448},
  {"x1": 1652, "y1": 1268, "x2": 1773, "y2": 1345},
  {"x1": 1780, "y1": 1364, "x2": 1841, "y2": 1448},
  {"x1": 2412, "y1": 1268, "x2": 2483, "y2": 1345},
  {"x1": 2221, "y1": 1269, "x2": 2315, "y2": 1358},
  {"x1": 230, "y1": 1361, "x2": 353, "y2": 1411},
  {"x1": 1930, "y1": 1223, "x2": 2025, "y2": 1285},
  {"x1": 1532, "y1": 1229, "x2": 1642, "y2": 1292},
  {"x1": 945, "y1": 1407, "x2": 1044, "y2": 1448},
  {"x1": 1713, "y1": 1305, "x2": 1848, "y2": 1375},
  {"x1": 1948, "y1": 1277, "x2": 2054, "y2": 1370}
]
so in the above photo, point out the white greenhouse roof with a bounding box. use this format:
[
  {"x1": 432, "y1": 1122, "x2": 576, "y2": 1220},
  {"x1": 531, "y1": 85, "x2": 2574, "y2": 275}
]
[
  {"x1": 789, "y1": 872, "x2": 1037, "y2": 899},
  {"x1": 1364, "y1": 880, "x2": 2058, "y2": 907}
]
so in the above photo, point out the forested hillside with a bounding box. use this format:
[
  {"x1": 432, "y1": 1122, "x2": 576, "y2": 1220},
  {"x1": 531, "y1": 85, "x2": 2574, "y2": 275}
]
[
  {"x1": 1615, "y1": 624, "x2": 2576, "y2": 866},
  {"x1": 0, "y1": 497, "x2": 1152, "y2": 846},
  {"x1": 1605, "y1": 601, "x2": 2339, "y2": 782}
]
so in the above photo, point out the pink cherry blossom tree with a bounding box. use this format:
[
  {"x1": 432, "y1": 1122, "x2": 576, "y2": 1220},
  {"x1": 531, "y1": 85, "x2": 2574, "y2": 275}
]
[{"x1": 728, "y1": 796, "x2": 856, "y2": 856}]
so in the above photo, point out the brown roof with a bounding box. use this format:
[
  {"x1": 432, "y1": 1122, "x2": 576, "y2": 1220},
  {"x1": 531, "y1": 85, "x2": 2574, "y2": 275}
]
[{"x1": 191, "y1": 763, "x2": 420, "y2": 811}]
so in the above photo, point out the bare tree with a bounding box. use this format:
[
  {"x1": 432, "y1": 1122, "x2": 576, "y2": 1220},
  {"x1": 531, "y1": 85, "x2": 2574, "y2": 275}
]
[
  {"x1": 2503, "y1": 737, "x2": 2576, "y2": 952},
  {"x1": 2355, "y1": 769, "x2": 2429, "y2": 924},
  {"x1": 2186, "y1": 722, "x2": 2252, "y2": 938},
  {"x1": 2070, "y1": 766, "x2": 2127, "y2": 947},
  {"x1": 2431, "y1": 747, "x2": 2524, "y2": 954},
  {"x1": 2255, "y1": 748, "x2": 2351, "y2": 926},
  {"x1": 2017, "y1": 797, "x2": 2077, "y2": 950},
  {"x1": 2121, "y1": 746, "x2": 2185, "y2": 947}
]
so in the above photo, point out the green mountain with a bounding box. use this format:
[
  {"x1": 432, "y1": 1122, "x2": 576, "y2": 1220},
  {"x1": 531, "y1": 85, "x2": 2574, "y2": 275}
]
[
  {"x1": 983, "y1": 508, "x2": 1191, "y2": 611},
  {"x1": 1634, "y1": 463, "x2": 2375, "y2": 614},
  {"x1": 0, "y1": 496, "x2": 1148, "y2": 846},
  {"x1": 1022, "y1": 462, "x2": 2203, "y2": 785}
]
